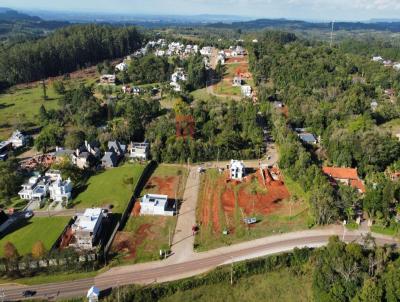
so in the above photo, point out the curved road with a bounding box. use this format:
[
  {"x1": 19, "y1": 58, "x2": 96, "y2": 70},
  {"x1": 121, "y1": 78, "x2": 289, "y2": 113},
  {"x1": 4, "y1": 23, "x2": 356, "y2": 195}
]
[{"x1": 2, "y1": 228, "x2": 398, "y2": 301}]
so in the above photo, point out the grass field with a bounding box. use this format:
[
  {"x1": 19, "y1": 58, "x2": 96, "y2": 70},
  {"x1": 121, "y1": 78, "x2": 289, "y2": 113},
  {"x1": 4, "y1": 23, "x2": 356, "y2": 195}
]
[
  {"x1": 0, "y1": 84, "x2": 60, "y2": 140},
  {"x1": 195, "y1": 169, "x2": 310, "y2": 251},
  {"x1": 160, "y1": 268, "x2": 313, "y2": 302},
  {"x1": 111, "y1": 164, "x2": 188, "y2": 264},
  {"x1": 0, "y1": 216, "x2": 70, "y2": 257},
  {"x1": 73, "y1": 163, "x2": 146, "y2": 213}
]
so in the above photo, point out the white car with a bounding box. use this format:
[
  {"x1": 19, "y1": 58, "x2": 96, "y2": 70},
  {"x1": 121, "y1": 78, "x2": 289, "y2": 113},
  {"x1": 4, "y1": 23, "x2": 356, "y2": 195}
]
[{"x1": 24, "y1": 211, "x2": 34, "y2": 219}]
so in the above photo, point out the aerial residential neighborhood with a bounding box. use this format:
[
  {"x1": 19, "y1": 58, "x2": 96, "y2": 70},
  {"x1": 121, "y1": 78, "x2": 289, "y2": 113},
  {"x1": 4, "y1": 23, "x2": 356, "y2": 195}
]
[{"x1": 0, "y1": 1, "x2": 400, "y2": 301}]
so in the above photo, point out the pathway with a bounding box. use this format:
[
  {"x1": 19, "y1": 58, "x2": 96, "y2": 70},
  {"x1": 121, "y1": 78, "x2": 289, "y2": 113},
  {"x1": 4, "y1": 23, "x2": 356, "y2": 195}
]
[{"x1": 169, "y1": 167, "x2": 201, "y2": 263}]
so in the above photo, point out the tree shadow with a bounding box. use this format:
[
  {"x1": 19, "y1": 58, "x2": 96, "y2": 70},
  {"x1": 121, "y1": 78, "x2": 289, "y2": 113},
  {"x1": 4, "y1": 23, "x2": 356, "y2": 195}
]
[
  {"x1": 0, "y1": 217, "x2": 32, "y2": 240},
  {"x1": 0, "y1": 103, "x2": 14, "y2": 110}
]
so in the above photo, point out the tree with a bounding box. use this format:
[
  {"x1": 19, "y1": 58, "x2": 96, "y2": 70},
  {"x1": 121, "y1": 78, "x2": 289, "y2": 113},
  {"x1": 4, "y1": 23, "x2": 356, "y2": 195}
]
[
  {"x1": 4, "y1": 242, "x2": 19, "y2": 260},
  {"x1": 0, "y1": 160, "x2": 22, "y2": 203},
  {"x1": 38, "y1": 104, "x2": 48, "y2": 125},
  {"x1": 352, "y1": 279, "x2": 383, "y2": 302},
  {"x1": 52, "y1": 80, "x2": 66, "y2": 95},
  {"x1": 65, "y1": 130, "x2": 85, "y2": 149},
  {"x1": 31, "y1": 241, "x2": 46, "y2": 259},
  {"x1": 35, "y1": 124, "x2": 64, "y2": 153}
]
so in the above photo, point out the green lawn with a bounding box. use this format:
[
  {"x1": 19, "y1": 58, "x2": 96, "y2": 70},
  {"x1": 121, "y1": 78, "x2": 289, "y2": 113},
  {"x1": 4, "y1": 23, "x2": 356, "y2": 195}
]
[
  {"x1": 161, "y1": 268, "x2": 312, "y2": 302},
  {"x1": 0, "y1": 216, "x2": 70, "y2": 257},
  {"x1": 0, "y1": 84, "x2": 60, "y2": 140},
  {"x1": 73, "y1": 163, "x2": 146, "y2": 213}
]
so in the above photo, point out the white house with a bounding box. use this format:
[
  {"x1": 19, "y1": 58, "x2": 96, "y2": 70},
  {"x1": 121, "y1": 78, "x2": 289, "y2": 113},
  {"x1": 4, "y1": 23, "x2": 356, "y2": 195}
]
[
  {"x1": 170, "y1": 82, "x2": 182, "y2": 92},
  {"x1": 115, "y1": 62, "x2": 128, "y2": 72},
  {"x1": 200, "y1": 46, "x2": 212, "y2": 56},
  {"x1": 233, "y1": 76, "x2": 242, "y2": 87},
  {"x1": 129, "y1": 142, "x2": 150, "y2": 160},
  {"x1": 100, "y1": 74, "x2": 116, "y2": 85},
  {"x1": 170, "y1": 69, "x2": 187, "y2": 92},
  {"x1": 140, "y1": 194, "x2": 175, "y2": 216},
  {"x1": 217, "y1": 52, "x2": 226, "y2": 65},
  {"x1": 155, "y1": 49, "x2": 165, "y2": 57},
  {"x1": 18, "y1": 175, "x2": 50, "y2": 201},
  {"x1": 230, "y1": 160, "x2": 245, "y2": 181},
  {"x1": 171, "y1": 69, "x2": 187, "y2": 83},
  {"x1": 8, "y1": 130, "x2": 27, "y2": 148},
  {"x1": 70, "y1": 208, "x2": 107, "y2": 250},
  {"x1": 49, "y1": 175, "x2": 72, "y2": 203},
  {"x1": 241, "y1": 85, "x2": 252, "y2": 97}
]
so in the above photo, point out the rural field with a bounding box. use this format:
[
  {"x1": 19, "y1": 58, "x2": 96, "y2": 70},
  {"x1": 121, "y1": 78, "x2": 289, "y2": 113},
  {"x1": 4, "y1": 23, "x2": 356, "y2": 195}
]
[
  {"x1": 72, "y1": 163, "x2": 146, "y2": 213},
  {"x1": 160, "y1": 268, "x2": 312, "y2": 302},
  {"x1": 0, "y1": 84, "x2": 60, "y2": 140},
  {"x1": 111, "y1": 164, "x2": 188, "y2": 264},
  {"x1": 0, "y1": 216, "x2": 70, "y2": 257},
  {"x1": 195, "y1": 167, "x2": 309, "y2": 251}
]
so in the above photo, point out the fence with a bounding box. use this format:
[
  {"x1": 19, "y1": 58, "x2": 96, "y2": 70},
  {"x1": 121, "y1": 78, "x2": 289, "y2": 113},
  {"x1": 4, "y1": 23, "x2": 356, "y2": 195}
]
[{"x1": 102, "y1": 161, "x2": 157, "y2": 256}]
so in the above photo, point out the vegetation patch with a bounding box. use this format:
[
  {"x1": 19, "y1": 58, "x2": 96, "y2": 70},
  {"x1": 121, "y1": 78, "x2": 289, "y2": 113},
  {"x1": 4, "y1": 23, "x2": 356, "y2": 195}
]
[
  {"x1": 0, "y1": 216, "x2": 70, "y2": 257},
  {"x1": 72, "y1": 163, "x2": 146, "y2": 213}
]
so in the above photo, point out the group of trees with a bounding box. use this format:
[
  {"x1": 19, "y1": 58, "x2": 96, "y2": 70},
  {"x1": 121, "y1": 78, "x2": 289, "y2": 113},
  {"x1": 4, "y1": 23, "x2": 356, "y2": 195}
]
[
  {"x1": 313, "y1": 236, "x2": 400, "y2": 302},
  {"x1": 0, "y1": 160, "x2": 23, "y2": 205},
  {"x1": 0, "y1": 24, "x2": 143, "y2": 87},
  {"x1": 250, "y1": 30, "x2": 400, "y2": 226},
  {"x1": 146, "y1": 97, "x2": 264, "y2": 163},
  {"x1": 1, "y1": 240, "x2": 98, "y2": 278}
]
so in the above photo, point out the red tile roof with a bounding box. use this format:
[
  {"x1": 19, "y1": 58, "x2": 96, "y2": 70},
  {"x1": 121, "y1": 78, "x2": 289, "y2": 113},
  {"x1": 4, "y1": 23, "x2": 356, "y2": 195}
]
[
  {"x1": 322, "y1": 166, "x2": 365, "y2": 193},
  {"x1": 322, "y1": 167, "x2": 359, "y2": 180}
]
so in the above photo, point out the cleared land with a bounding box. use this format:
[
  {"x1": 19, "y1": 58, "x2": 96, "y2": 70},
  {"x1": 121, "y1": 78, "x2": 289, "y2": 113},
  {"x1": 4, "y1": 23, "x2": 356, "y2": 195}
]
[
  {"x1": 0, "y1": 216, "x2": 70, "y2": 257},
  {"x1": 111, "y1": 164, "x2": 188, "y2": 264},
  {"x1": 195, "y1": 168, "x2": 309, "y2": 251},
  {"x1": 0, "y1": 85, "x2": 60, "y2": 140},
  {"x1": 160, "y1": 268, "x2": 312, "y2": 302},
  {"x1": 213, "y1": 56, "x2": 253, "y2": 98},
  {"x1": 73, "y1": 163, "x2": 146, "y2": 213}
]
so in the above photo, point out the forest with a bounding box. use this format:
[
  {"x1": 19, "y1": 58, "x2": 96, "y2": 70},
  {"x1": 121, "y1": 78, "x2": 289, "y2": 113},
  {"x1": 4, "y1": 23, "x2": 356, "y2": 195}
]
[
  {"x1": 0, "y1": 24, "x2": 143, "y2": 88},
  {"x1": 250, "y1": 31, "x2": 400, "y2": 229}
]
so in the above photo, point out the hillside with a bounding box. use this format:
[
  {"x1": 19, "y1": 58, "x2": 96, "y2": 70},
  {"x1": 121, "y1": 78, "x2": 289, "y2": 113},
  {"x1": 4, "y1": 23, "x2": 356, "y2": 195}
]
[
  {"x1": 0, "y1": 7, "x2": 69, "y2": 43},
  {"x1": 208, "y1": 18, "x2": 400, "y2": 32}
]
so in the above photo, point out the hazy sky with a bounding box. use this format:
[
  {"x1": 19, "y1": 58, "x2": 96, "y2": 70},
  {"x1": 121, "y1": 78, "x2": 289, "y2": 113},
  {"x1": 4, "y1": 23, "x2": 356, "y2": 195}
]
[{"x1": 3, "y1": 0, "x2": 400, "y2": 20}]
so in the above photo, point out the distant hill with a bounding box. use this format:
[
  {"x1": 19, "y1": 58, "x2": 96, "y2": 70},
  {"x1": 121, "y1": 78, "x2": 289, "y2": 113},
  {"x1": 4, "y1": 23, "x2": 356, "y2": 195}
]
[
  {"x1": 0, "y1": 7, "x2": 41, "y2": 22},
  {"x1": 207, "y1": 18, "x2": 400, "y2": 32},
  {"x1": 0, "y1": 8, "x2": 69, "y2": 43}
]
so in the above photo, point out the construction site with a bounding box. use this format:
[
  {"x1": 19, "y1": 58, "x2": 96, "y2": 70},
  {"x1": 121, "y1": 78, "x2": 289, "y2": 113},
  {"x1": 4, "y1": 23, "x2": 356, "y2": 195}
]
[{"x1": 195, "y1": 164, "x2": 309, "y2": 251}]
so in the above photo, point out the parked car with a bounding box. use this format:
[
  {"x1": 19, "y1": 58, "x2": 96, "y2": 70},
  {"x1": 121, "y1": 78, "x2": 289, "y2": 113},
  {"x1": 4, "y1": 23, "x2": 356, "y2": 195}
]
[
  {"x1": 22, "y1": 290, "x2": 36, "y2": 297},
  {"x1": 24, "y1": 210, "x2": 34, "y2": 219}
]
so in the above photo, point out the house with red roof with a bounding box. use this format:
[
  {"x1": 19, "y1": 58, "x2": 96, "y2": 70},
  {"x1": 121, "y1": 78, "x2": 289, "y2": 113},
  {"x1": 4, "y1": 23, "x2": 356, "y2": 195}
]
[{"x1": 322, "y1": 167, "x2": 366, "y2": 193}]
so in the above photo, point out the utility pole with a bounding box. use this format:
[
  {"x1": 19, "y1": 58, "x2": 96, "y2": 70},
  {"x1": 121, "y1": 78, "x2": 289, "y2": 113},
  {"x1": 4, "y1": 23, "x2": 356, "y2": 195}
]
[
  {"x1": 230, "y1": 258, "x2": 234, "y2": 285},
  {"x1": 168, "y1": 226, "x2": 171, "y2": 248},
  {"x1": 117, "y1": 281, "x2": 120, "y2": 302},
  {"x1": 330, "y1": 20, "x2": 335, "y2": 48},
  {"x1": 41, "y1": 80, "x2": 47, "y2": 100}
]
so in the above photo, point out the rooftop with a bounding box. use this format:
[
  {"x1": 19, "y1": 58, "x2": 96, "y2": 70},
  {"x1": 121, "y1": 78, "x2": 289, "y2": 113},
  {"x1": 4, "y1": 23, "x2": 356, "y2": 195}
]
[{"x1": 322, "y1": 167, "x2": 359, "y2": 180}]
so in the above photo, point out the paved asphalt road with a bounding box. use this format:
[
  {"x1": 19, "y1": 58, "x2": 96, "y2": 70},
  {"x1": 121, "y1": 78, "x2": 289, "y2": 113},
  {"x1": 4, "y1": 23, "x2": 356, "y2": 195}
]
[{"x1": 3, "y1": 229, "x2": 398, "y2": 301}]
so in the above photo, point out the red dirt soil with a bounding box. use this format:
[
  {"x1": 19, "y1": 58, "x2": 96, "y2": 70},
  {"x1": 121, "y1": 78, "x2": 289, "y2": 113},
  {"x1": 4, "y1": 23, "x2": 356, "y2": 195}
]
[
  {"x1": 112, "y1": 223, "x2": 153, "y2": 259},
  {"x1": 200, "y1": 168, "x2": 290, "y2": 234}
]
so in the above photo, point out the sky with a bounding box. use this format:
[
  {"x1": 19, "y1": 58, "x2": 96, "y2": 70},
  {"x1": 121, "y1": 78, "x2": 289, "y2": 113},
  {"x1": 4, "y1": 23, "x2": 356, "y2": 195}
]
[{"x1": 3, "y1": 0, "x2": 400, "y2": 21}]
